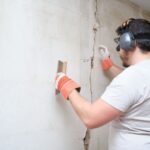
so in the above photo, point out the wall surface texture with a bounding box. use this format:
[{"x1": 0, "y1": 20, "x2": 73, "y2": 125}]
[
  {"x1": 0, "y1": 0, "x2": 150, "y2": 150},
  {"x1": 0, "y1": 0, "x2": 89, "y2": 149},
  {"x1": 83, "y1": 0, "x2": 150, "y2": 150}
]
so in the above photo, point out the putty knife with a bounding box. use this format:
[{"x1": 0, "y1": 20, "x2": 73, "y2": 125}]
[{"x1": 55, "y1": 60, "x2": 67, "y2": 95}]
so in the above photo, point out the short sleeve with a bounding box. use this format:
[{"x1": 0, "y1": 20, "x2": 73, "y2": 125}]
[{"x1": 101, "y1": 69, "x2": 138, "y2": 112}]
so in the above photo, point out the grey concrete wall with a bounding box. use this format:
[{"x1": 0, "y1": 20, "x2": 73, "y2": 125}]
[
  {"x1": 0, "y1": 0, "x2": 150, "y2": 150},
  {"x1": 81, "y1": 0, "x2": 150, "y2": 150},
  {"x1": 0, "y1": 0, "x2": 89, "y2": 149}
]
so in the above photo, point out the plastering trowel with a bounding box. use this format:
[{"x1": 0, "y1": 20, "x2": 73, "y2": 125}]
[{"x1": 55, "y1": 60, "x2": 67, "y2": 95}]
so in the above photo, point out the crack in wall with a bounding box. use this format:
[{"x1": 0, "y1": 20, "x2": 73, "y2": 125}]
[
  {"x1": 83, "y1": 0, "x2": 99, "y2": 150},
  {"x1": 90, "y1": 0, "x2": 99, "y2": 101},
  {"x1": 83, "y1": 129, "x2": 90, "y2": 150}
]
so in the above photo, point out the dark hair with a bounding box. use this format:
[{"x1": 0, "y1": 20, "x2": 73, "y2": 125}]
[{"x1": 116, "y1": 18, "x2": 150, "y2": 52}]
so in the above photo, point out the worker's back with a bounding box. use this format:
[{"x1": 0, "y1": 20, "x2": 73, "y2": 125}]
[{"x1": 101, "y1": 59, "x2": 150, "y2": 150}]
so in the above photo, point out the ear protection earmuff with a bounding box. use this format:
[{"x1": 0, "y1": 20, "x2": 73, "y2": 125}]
[
  {"x1": 114, "y1": 32, "x2": 150, "y2": 51},
  {"x1": 115, "y1": 18, "x2": 150, "y2": 51},
  {"x1": 119, "y1": 32, "x2": 136, "y2": 51}
]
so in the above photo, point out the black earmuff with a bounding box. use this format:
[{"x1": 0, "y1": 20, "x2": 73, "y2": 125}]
[
  {"x1": 119, "y1": 32, "x2": 136, "y2": 51},
  {"x1": 114, "y1": 32, "x2": 150, "y2": 51},
  {"x1": 114, "y1": 32, "x2": 136, "y2": 51}
]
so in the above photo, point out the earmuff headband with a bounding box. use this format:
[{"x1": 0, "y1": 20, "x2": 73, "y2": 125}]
[{"x1": 134, "y1": 33, "x2": 150, "y2": 40}]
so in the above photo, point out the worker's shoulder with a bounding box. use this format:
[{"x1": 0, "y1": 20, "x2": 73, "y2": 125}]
[
  {"x1": 112, "y1": 60, "x2": 150, "y2": 86},
  {"x1": 120, "y1": 60, "x2": 150, "y2": 78},
  {"x1": 118, "y1": 65, "x2": 138, "y2": 78},
  {"x1": 112, "y1": 65, "x2": 141, "y2": 85}
]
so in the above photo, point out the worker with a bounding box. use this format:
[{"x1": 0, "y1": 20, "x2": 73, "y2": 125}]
[{"x1": 55, "y1": 18, "x2": 150, "y2": 150}]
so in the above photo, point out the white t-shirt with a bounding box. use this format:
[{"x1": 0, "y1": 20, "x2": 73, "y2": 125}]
[{"x1": 101, "y1": 60, "x2": 150, "y2": 150}]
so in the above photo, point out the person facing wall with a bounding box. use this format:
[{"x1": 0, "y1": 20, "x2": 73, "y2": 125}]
[{"x1": 55, "y1": 18, "x2": 150, "y2": 150}]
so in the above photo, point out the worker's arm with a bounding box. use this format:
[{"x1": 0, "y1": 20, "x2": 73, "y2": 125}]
[
  {"x1": 99, "y1": 45, "x2": 124, "y2": 78},
  {"x1": 69, "y1": 90, "x2": 122, "y2": 129},
  {"x1": 55, "y1": 73, "x2": 122, "y2": 129}
]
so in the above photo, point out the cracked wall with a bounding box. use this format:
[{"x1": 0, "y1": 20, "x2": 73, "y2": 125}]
[
  {"x1": 81, "y1": 0, "x2": 150, "y2": 150},
  {"x1": 0, "y1": 0, "x2": 150, "y2": 150}
]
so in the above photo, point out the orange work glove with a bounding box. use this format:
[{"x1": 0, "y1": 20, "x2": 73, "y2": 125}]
[
  {"x1": 98, "y1": 45, "x2": 113, "y2": 70},
  {"x1": 55, "y1": 73, "x2": 81, "y2": 100}
]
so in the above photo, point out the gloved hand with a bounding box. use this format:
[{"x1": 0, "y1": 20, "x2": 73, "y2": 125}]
[
  {"x1": 98, "y1": 45, "x2": 113, "y2": 70},
  {"x1": 55, "y1": 73, "x2": 81, "y2": 100}
]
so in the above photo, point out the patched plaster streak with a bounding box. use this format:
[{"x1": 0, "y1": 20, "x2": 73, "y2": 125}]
[
  {"x1": 83, "y1": 0, "x2": 99, "y2": 150},
  {"x1": 90, "y1": 0, "x2": 99, "y2": 101},
  {"x1": 83, "y1": 129, "x2": 90, "y2": 150}
]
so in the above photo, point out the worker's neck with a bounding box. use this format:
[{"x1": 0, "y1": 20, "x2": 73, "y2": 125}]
[{"x1": 130, "y1": 48, "x2": 150, "y2": 65}]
